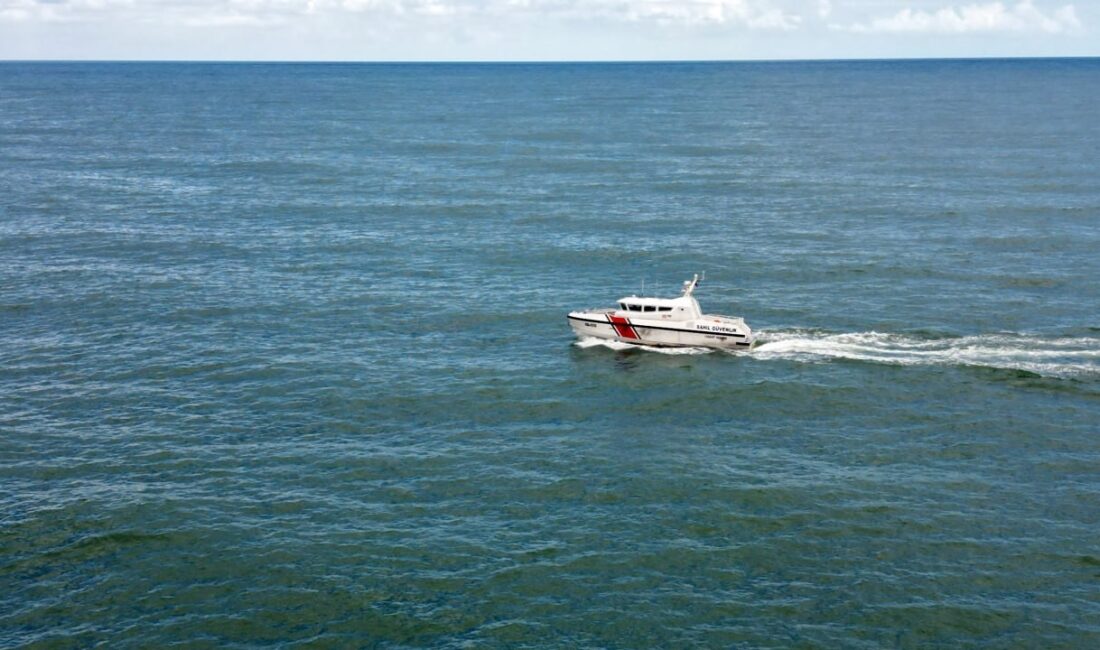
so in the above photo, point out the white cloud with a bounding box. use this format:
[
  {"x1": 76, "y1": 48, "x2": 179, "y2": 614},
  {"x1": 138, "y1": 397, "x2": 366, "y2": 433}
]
[
  {"x1": 0, "y1": 0, "x2": 1082, "y2": 55},
  {"x1": 365, "y1": 0, "x2": 799, "y2": 29},
  {"x1": 748, "y1": 7, "x2": 800, "y2": 29},
  {"x1": 468, "y1": 0, "x2": 800, "y2": 28},
  {"x1": 626, "y1": 0, "x2": 748, "y2": 25},
  {"x1": 181, "y1": 11, "x2": 282, "y2": 26},
  {"x1": 0, "y1": 0, "x2": 839, "y2": 33},
  {"x1": 840, "y1": 1, "x2": 1081, "y2": 34},
  {"x1": 417, "y1": 0, "x2": 458, "y2": 15},
  {"x1": 0, "y1": 0, "x2": 134, "y2": 22},
  {"x1": 0, "y1": 0, "x2": 34, "y2": 22},
  {"x1": 339, "y1": 0, "x2": 401, "y2": 13}
]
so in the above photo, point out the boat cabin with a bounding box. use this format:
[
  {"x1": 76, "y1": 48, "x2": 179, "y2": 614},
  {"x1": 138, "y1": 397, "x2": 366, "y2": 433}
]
[{"x1": 616, "y1": 295, "x2": 701, "y2": 321}]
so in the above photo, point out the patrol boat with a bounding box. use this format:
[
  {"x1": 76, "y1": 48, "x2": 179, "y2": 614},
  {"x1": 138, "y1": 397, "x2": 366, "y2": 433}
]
[{"x1": 567, "y1": 274, "x2": 754, "y2": 350}]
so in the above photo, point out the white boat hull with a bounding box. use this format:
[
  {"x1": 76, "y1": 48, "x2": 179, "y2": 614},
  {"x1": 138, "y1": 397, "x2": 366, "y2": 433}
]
[{"x1": 568, "y1": 312, "x2": 753, "y2": 350}]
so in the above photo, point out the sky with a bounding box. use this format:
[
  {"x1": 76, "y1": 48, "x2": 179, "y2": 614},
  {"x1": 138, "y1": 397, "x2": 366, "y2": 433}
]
[{"x1": 1, "y1": 0, "x2": 1096, "y2": 61}]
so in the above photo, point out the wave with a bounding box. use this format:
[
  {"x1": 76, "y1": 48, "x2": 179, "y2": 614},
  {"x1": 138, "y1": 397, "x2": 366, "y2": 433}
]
[{"x1": 753, "y1": 330, "x2": 1100, "y2": 379}]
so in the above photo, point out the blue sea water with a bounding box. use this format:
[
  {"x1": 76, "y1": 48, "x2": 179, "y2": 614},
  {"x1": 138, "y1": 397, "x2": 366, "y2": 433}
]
[{"x1": 1, "y1": 59, "x2": 1099, "y2": 647}]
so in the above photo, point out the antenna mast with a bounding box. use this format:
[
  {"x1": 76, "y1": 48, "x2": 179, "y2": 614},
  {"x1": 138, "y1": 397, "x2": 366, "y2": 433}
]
[{"x1": 682, "y1": 273, "x2": 700, "y2": 297}]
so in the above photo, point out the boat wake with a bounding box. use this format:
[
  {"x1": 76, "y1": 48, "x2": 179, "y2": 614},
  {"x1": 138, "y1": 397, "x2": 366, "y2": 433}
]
[
  {"x1": 573, "y1": 336, "x2": 714, "y2": 355},
  {"x1": 753, "y1": 330, "x2": 1100, "y2": 379},
  {"x1": 574, "y1": 331, "x2": 1099, "y2": 378}
]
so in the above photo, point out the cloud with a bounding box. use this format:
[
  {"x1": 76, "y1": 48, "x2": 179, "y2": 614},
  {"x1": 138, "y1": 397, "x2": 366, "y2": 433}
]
[
  {"x1": 4, "y1": 0, "x2": 1083, "y2": 43},
  {"x1": 839, "y1": 1, "x2": 1081, "y2": 34},
  {"x1": 0, "y1": 0, "x2": 134, "y2": 22},
  {"x1": 181, "y1": 11, "x2": 282, "y2": 26},
  {"x1": 623, "y1": 0, "x2": 785, "y2": 27},
  {"x1": 433, "y1": 0, "x2": 803, "y2": 29},
  {"x1": 0, "y1": 0, "x2": 804, "y2": 30}
]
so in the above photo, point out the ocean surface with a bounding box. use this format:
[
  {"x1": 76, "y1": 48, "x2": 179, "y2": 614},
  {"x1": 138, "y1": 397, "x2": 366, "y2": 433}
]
[{"x1": 1, "y1": 59, "x2": 1099, "y2": 647}]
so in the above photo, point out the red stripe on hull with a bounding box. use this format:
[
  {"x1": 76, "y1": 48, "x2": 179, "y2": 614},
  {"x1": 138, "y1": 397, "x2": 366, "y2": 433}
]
[{"x1": 607, "y1": 314, "x2": 638, "y2": 339}]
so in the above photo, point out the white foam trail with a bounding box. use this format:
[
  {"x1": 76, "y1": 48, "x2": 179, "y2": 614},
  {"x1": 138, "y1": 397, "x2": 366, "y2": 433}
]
[
  {"x1": 752, "y1": 330, "x2": 1100, "y2": 378},
  {"x1": 573, "y1": 336, "x2": 714, "y2": 355}
]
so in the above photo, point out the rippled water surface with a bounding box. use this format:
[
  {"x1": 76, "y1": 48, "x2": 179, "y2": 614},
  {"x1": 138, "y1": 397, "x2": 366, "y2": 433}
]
[{"x1": 2, "y1": 60, "x2": 1099, "y2": 647}]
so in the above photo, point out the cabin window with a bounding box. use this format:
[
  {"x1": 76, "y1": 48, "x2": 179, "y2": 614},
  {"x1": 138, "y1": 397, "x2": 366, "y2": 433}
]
[
  {"x1": 643, "y1": 305, "x2": 655, "y2": 312},
  {"x1": 658, "y1": 307, "x2": 671, "y2": 312},
  {"x1": 629, "y1": 304, "x2": 642, "y2": 312},
  {"x1": 619, "y1": 303, "x2": 627, "y2": 310}
]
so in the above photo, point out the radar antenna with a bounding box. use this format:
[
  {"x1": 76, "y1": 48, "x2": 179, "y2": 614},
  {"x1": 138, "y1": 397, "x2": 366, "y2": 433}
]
[{"x1": 682, "y1": 273, "x2": 701, "y2": 297}]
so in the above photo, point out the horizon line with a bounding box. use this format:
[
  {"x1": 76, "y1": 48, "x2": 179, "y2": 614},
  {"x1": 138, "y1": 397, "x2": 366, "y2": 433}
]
[{"x1": 2, "y1": 55, "x2": 1099, "y2": 65}]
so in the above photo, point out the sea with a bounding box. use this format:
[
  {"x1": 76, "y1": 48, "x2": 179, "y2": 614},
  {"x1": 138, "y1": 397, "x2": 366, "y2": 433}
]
[{"x1": 1, "y1": 59, "x2": 1098, "y2": 647}]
